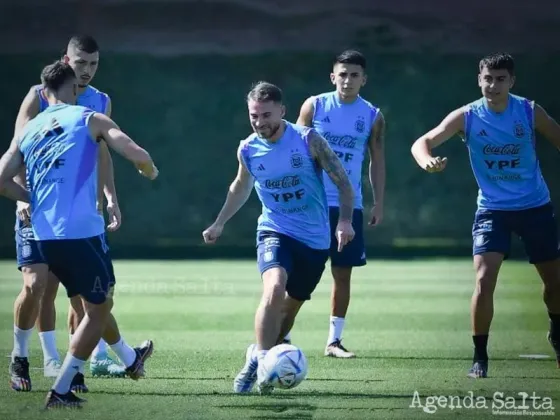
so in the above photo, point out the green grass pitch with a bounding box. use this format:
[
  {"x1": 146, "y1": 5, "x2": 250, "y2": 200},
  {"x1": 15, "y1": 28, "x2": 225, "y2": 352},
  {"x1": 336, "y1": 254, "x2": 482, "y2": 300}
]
[{"x1": 0, "y1": 259, "x2": 558, "y2": 419}]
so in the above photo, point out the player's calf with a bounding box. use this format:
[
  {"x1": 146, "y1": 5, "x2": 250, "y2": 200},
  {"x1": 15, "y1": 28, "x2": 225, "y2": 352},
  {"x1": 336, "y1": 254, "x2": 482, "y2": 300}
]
[{"x1": 255, "y1": 267, "x2": 288, "y2": 350}]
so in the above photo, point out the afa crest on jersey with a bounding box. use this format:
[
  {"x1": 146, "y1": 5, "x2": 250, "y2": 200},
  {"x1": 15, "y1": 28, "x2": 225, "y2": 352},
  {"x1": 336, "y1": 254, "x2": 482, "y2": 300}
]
[
  {"x1": 513, "y1": 120, "x2": 525, "y2": 138},
  {"x1": 290, "y1": 152, "x2": 303, "y2": 169},
  {"x1": 355, "y1": 117, "x2": 365, "y2": 133}
]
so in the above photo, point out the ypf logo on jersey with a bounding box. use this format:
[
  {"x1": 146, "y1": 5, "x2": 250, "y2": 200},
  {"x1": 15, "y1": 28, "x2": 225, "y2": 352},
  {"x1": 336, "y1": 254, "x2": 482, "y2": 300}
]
[{"x1": 513, "y1": 120, "x2": 525, "y2": 139}]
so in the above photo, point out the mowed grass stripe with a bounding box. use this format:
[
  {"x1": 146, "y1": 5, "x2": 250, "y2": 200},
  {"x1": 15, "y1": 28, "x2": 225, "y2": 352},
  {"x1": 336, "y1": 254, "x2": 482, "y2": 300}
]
[{"x1": 0, "y1": 259, "x2": 556, "y2": 420}]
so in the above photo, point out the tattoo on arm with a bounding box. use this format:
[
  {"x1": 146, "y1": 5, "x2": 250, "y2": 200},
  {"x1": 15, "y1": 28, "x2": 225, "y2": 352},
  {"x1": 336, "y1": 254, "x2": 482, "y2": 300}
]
[
  {"x1": 372, "y1": 112, "x2": 385, "y2": 149},
  {"x1": 368, "y1": 112, "x2": 386, "y2": 204},
  {"x1": 308, "y1": 130, "x2": 354, "y2": 221}
]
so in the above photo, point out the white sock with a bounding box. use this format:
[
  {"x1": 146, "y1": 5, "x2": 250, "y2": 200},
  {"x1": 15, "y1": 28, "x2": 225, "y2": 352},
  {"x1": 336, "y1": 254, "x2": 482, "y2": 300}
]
[
  {"x1": 327, "y1": 316, "x2": 345, "y2": 346},
  {"x1": 67, "y1": 334, "x2": 85, "y2": 373},
  {"x1": 283, "y1": 332, "x2": 291, "y2": 342},
  {"x1": 91, "y1": 339, "x2": 108, "y2": 359},
  {"x1": 109, "y1": 338, "x2": 136, "y2": 368},
  {"x1": 39, "y1": 331, "x2": 60, "y2": 363},
  {"x1": 53, "y1": 353, "x2": 86, "y2": 394},
  {"x1": 12, "y1": 326, "x2": 33, "y2": 360}
]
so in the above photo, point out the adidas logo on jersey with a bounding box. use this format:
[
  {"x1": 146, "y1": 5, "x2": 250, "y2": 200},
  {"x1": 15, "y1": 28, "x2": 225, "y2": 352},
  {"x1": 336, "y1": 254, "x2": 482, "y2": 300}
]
[
  {"x1": 257, "y1": 164, "x2": 266, "y2": 171},
  {"x1": 478, "y1": 130, "x2": 488, "y2": 137},
  {"x1": 322, "y1": 116, "x2": 330, "y2": 123}
]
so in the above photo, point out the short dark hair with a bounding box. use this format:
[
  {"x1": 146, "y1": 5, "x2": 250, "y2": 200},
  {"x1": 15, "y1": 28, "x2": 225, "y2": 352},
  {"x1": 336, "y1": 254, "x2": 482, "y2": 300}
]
[
  {"x1": 41, "y1": 61, "x2": 76, "y2": 91},
  {"x1": 66, "y1": 35, "x2": 99, "y2": 54},
  {"x1": 334, "y1": 50, "x2": 366, "y2": 69},
  {"x1": 247, "y1": 81, "x2": 283, "y2": 104},
  {"x1": 479, "y1": 53, "x2": 515, "y2": 76}
]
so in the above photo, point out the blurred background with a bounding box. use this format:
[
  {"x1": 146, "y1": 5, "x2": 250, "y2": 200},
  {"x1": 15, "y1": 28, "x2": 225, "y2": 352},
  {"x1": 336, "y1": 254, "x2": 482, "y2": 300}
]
[{"x1": 1, "y1": 0, "x2": 559, "y2": 260}]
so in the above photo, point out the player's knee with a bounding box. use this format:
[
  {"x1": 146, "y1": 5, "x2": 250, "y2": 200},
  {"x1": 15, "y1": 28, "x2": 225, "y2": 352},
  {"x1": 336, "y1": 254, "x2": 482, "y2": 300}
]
[
  {"x1": 21, "y1": 267, "x2": 48, "y2": 300},
  {"x1": 331, "y1": 266, "x2": 352, "y2": 284},
  {"x1": 261, "y1": 270, "x2": 287, "y2": 305},
  {"x1": 83, "y1": 300, "x2": 112, "y2": 325},
  {"x1": 474, "y1": 273, "x2": 497, "y2": 298}
]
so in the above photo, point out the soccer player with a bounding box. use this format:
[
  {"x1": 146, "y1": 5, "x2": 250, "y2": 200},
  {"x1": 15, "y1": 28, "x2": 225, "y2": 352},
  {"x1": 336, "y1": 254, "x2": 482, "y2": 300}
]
[
  {"x1": 294, "y1": 49, "x2": 385, "y2": 358},
  {"x1": 11, "y1": 35, "x2": 125, "y2": 390},
  {"x1": 0, "y1": 61, "x2": 157, "y2": 408},
  {"x1": 202, "y1": 82, "x2": 355, "y2": 394},
  {"x1": 410, "y1": 52, "x2": 560, "y2": 378}
]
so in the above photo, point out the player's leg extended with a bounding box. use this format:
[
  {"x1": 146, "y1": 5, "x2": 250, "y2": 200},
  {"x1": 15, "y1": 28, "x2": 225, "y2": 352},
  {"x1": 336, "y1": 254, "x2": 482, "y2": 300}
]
[
  {"x1": 80, "y1": 299, "x2": 126, "y2": 378},
  {"x1": 101, "y1": 313, "x2": 153, "y2": 379},
  {"x1": 11, "y1": 263, "x2": 49, "y2": 392},
  {"x1": 277, "y1": 294, "x2": 304, "y2": 344},
  {"x1": 37, "y1": 272, "x2": 62, "y2": 377},
  {"x1": 68, "y1": 278, "x2": 125, "y2": 377}
]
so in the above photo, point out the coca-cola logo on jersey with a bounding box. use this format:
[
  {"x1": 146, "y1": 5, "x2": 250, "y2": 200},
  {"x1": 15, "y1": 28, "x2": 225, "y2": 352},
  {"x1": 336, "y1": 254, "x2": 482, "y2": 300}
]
[
  {"x1": 482, "y1": 144, "x2": 521, "y2": 155},
  {"x1": 323, "y1": 132, "x2": 357, "y2": 149},
  {"x1": 265, "y1": 175, "x2": 301, "y2": 189}
]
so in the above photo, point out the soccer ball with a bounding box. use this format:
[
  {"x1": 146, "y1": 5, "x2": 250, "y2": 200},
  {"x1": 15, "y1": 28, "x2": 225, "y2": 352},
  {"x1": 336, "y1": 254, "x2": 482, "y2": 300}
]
[{"x1": 260, "y1": 344, "x2": 308, "y2": 389}]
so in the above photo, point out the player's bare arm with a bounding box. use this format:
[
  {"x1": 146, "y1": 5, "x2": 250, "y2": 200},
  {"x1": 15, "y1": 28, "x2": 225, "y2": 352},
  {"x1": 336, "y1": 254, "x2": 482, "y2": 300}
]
[
  {"x1": 368, "y1": 111, "x2": 386, "y2": 225},
  {"x1": 99, "y1": 97, "x2": 118, "y2": 206},
  {"x1": 308, "y1": 130, "x2": 355, "y2": 250},
  {"x1": 88, "y1": 112, "x2": 157, "y2": 180},
  {"x1": 0, "y1": 137, "x2": 30, "y2": 203},
  {"x1": 411, "y1": 106, "x2": 465, "y2": 172},
  {"x1": 296, "y1": 96, "x2": 315, "y2": 127},
  {"x1": 96, "y1": 97, "x2": 121, "y2": 230},
  {"x1": 535, "y1": 103, "x2": 560, "y2": 150},
  {"x1": 13, "y1": 87, "x2": 40, "y2": 222},
  {"x1": 202, "y1": 149, "x2": 254, "y2": 244},
  {"x1": 308, "y1": 130, "x2": 354, "y2": 220}
]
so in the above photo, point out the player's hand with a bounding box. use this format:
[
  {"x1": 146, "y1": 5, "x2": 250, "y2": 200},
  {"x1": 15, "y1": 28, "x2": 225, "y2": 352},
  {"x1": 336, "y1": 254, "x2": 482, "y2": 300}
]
[
  {"x1": 16, "y1": 201, "x2": 31, "y2": 226},
  {"x1": 335, "y1": 220, "x2": 355, "y2": 252},
  {"x1": 369, "y1": 204, "x2": 383, "y2": 226},
  {"x1": 423, "y1": 156, "x2": 447, "y2": 173},
  {"x1": 136, "y1": 161, "x2": 159, "y2": 180},
  {"x1": 106, "y1": 202, "x2": 122, "y2": 232},
  {"x1": 202, "y1": 223, "x2": 224, "y2": 244}
]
